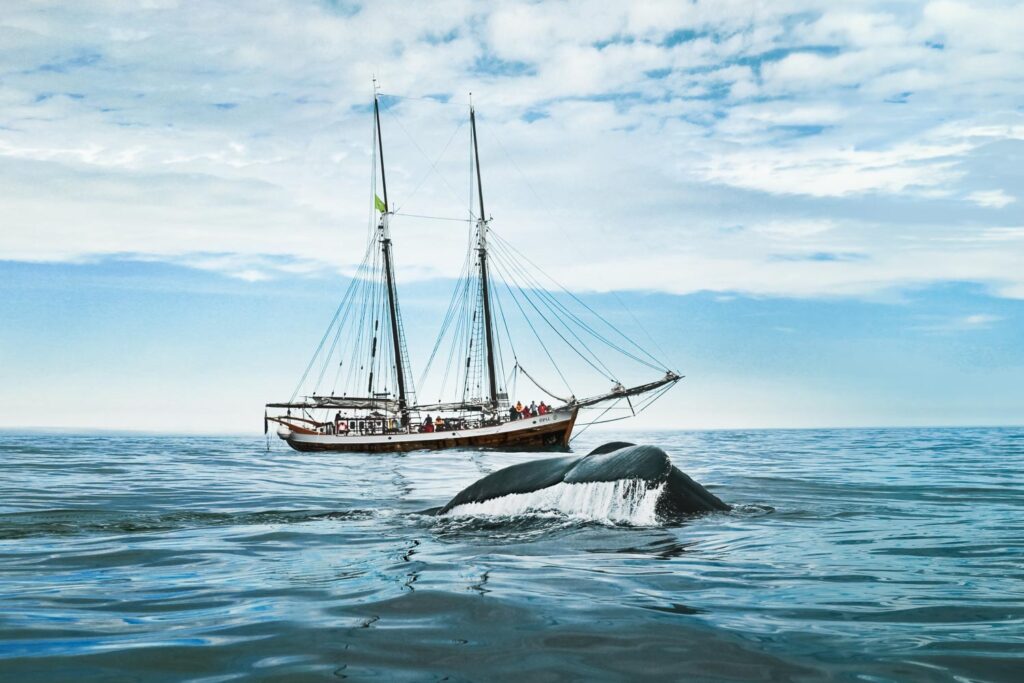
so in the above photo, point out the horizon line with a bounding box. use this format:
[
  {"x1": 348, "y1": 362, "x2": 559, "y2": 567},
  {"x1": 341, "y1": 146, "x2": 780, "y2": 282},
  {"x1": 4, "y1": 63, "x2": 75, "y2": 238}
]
[{"x1": 1, "y1": 423, "x2": 1022, "y2": 438}]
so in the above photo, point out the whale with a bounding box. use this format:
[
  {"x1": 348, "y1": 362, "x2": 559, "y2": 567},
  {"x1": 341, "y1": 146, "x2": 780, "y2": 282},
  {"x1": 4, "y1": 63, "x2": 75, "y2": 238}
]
[{"x1": 436, "y1": 442, "x2": 729, "y2": 523}]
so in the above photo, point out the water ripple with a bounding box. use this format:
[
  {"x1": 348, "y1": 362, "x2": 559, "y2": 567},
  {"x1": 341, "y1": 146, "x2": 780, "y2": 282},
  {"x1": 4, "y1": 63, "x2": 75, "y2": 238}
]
[{"x1": 0, "y1": 428, "x2": 1022, "y2": 681}]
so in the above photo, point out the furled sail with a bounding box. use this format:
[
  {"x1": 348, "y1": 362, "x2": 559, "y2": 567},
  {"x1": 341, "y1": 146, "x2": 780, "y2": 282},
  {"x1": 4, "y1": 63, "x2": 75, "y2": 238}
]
[{"x1": 266, "y1": 396, "x2": 401, "y2": 412}]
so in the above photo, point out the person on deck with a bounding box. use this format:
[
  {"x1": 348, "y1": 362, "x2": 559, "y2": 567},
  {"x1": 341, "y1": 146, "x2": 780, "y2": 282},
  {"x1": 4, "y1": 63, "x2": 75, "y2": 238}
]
[
  {"x1": 538, "y1": 402, "x2": 547, "y2": 415},
  {"x1": 515, "y1": 401, "x2": 523, "y2": 416},
  {"x1": 521, "y1": 405, "x2": 531, "y2": 420},
  {"x1": 423, "y1": 415, "x2": 434, "y2": 433},
  {"x1": 509, "y1": 405, "x2": 519, "y2": 421},
  {"x1": 435, "y1": 415, "x2": 444, "y2": 432},
  {"x1": 529, "y1": 401, "x2": 538, "y2": 417}
]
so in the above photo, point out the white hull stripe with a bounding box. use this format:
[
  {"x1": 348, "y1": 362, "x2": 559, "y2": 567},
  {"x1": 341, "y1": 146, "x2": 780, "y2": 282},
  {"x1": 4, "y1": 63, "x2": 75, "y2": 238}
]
[{"x1": 283, "y1": 411, "x2": 574, "y2": 446}]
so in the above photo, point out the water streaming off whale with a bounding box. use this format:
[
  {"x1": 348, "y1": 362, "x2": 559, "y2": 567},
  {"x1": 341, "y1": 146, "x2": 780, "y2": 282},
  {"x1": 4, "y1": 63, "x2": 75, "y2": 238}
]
[{"x1": 441, "y1": 479, "x2": 666, "y2": 525}]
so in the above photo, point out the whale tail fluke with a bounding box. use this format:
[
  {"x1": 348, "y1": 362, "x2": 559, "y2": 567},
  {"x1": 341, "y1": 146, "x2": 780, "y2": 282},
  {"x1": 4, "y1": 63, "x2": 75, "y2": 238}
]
[
  {"x1": 436, "y1": 442, "x2": 729, "y2": 523},
  {"x1": 660, "y1": 467, "x2": 730, "y2": 516},
  {"x1": 586, "y1": 441, "x2": 637, "y2": 456}
]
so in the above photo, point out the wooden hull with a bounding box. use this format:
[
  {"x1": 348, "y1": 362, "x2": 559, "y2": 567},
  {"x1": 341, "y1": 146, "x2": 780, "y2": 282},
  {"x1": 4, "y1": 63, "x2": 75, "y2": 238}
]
[{"x1": 282, "y1": 409, "x2": 578, "y2": 453}]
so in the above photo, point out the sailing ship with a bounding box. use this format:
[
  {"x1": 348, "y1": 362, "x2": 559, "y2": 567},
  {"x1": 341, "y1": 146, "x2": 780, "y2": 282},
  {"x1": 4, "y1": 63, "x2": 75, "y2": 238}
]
[{"x1": 265, "y1": 91, "x2": 680, "y2": 452}]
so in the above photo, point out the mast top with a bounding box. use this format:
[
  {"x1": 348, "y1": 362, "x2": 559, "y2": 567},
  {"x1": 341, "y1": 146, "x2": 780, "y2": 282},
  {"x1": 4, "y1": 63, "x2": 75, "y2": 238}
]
[
  {"x1": 470, "y1": 105, "x2": 486, "y2": 226},
  {"x1": 469, "y1": 103, "x2": 499, "y2": 410},
  {"x1": 374, "y1": 90, "x2": 389, "y2": 214}
]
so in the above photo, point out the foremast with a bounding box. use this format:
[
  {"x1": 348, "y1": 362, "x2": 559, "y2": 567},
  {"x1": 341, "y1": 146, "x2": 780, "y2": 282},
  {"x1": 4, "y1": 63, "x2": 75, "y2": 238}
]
[
  {"x1": 375, "y1": 93, "x2": 412, "y2": 424},
  {"x1": 471, "y1": 106, "x2": 499, "y2": 413}
]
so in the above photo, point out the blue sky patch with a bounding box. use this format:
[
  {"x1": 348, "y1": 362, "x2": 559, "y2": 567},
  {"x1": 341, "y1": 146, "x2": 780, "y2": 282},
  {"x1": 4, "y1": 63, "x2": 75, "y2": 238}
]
[
  {"x1": 473, "y1": 54, "x2": 536, "y2": 77},
  {"x1": 661, "y1": 29, "x2": 703, "y2": 47},
  {"x1": 36, "y1": 52, "x2": 102, "y2": 74},
  {"x1": 772, "y1": 252, "x2": 870, "y2": 262}
]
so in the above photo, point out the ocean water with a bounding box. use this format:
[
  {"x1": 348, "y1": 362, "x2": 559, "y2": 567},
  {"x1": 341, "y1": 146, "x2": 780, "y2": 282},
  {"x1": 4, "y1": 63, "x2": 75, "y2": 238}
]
[{"x1": 1, "y1": 428, "x2": 1022, "y2": 682}]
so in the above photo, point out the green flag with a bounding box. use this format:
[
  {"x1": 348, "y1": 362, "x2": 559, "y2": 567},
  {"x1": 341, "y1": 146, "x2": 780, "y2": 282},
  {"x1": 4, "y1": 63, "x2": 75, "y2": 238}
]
[{"x1": 375, "y1": 194, "x2": 387, "y2": 213}]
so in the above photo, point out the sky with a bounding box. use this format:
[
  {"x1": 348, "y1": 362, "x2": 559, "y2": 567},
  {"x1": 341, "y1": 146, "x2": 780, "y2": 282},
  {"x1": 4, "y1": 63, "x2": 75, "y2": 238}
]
[{"x1": 1, "y1": 0, "x2": 1023, "y2": 433}]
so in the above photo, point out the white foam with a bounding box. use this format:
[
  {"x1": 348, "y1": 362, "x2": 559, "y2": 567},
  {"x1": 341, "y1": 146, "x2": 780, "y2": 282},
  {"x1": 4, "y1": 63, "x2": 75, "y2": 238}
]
[{"x1": 442, "y1": 479, "x2": 664, "y2": 526}]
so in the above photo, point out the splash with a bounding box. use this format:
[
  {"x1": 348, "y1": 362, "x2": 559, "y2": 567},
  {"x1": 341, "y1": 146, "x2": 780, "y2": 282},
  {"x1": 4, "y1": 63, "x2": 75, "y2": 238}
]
[{"x1": 441, "y1": 479, "x2": 665, "y2": 526}]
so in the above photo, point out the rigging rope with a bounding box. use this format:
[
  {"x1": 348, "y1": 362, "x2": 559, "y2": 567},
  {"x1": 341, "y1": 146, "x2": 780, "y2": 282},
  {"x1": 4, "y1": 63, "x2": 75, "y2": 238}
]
[
  {"x1": 488, "y1": 123, "x2": 673, "y2": 372},
  {"x1": 517, "y1": 364, "x2": 572, "y2": 403},
  {"x1": 290, "y1": 236, "x2": 376, "y2": 402},
  {"x1": 417, "y1": 246, "x2": 473, "y2": 388},
  {"x1": 381, "y1": 105, "x2": 466, "y2": 211},
  {"x1": 610, "y1": 289, "x2": 673, "y2": 370},
  {"x1": 487, "y1": 243, "x2": 615, "y2": 382},
  {"x1": 393, "y1": 212, "x2": 471, "y2": 223},
  {"x1": 491, "y1": 229, "x2": 667, "y2": 370},
  {"x1": 392, "y1": 117, "x2": 466, "y2": 214},
  {"x1": 569, "y1": 399, "x2": 621, "y2": 444},
  {"x1": 493, "y1": 263, "x2": 574, "y2": 395},
  {"x1": 315, "y1": 239, "x2": 378, "y2": 392},
  {"x1": 488, "y1": 241, "x2": 620, "y2": 380}
]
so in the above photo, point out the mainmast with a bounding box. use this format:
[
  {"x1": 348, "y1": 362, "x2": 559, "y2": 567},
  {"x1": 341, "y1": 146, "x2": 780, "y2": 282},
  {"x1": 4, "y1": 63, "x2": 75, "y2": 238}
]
[
  {"x1": 375, "y1": 94, "x2": 409, "y2": 420},
  {"x1": 471, "y1": 106, "x2": 499, "y2": 411}
]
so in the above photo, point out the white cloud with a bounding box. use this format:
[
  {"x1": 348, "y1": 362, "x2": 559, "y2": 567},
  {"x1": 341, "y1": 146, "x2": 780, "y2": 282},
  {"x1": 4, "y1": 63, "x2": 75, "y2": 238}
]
[
  {"x1": 695, "y1": 142, "x2": 970, "y2": 198},
  {"x1": 962, "y1": 313, "x2": 1001, "y2": 326},
  {"x1": 921, "y1": 1, "x2": 1024, "y2": 52},
  {"x1": 916, "y1": 312, "x2": 1004, "y2": 333},
  {"x1": 967, "y1": 190, "x2": 1016, "y2": 209},
  {"x1": 0, "y1": 0, "x2": 1022, "y2": 300},
  {"x1": 231, "y1": 269, "x2": 271, "y2": 282}
]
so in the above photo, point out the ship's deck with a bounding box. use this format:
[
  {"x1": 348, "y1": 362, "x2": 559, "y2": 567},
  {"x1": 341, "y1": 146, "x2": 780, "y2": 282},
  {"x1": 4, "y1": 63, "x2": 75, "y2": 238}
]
[{"x1": 277, "y1": 409, "x2": 578, "y2": 452}]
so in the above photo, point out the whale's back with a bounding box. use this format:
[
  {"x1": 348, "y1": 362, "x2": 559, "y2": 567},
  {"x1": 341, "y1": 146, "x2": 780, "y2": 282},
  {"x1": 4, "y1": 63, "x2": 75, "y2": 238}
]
[
  {"x1": 437, "y1": 442, "x2": 729, "y2": 520},
  {"x1": 564, "y1": 444, "x2": 672, "y2": 485},
  {"x1": 438, "y1": 455, "x2": 578, "y2": 514}
]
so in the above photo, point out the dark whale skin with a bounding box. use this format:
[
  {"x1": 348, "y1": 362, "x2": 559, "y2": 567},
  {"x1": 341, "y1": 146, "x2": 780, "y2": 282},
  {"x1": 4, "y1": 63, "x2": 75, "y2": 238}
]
[
  {"x1": 584, "y1": 441, "x2": 638, "y2": 456},
  {"x1": 438, "y1": 456, "x2": 579, "y2": 514},
  {"x1": 563, "y1": 444, "x2": 672, "y2": 484},
  {"x1": 661, "y1": 467, "x2": 730, "y2": 516},
  {"x1": 438, "y1": 442, "x2": 729, "y2": 516}
]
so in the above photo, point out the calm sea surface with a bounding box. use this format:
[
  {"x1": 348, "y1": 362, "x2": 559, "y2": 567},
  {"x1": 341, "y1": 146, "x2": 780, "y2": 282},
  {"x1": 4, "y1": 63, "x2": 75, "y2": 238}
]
[{"x1": 1, "y1": 428, "x2": 1022, "y2": 682}]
